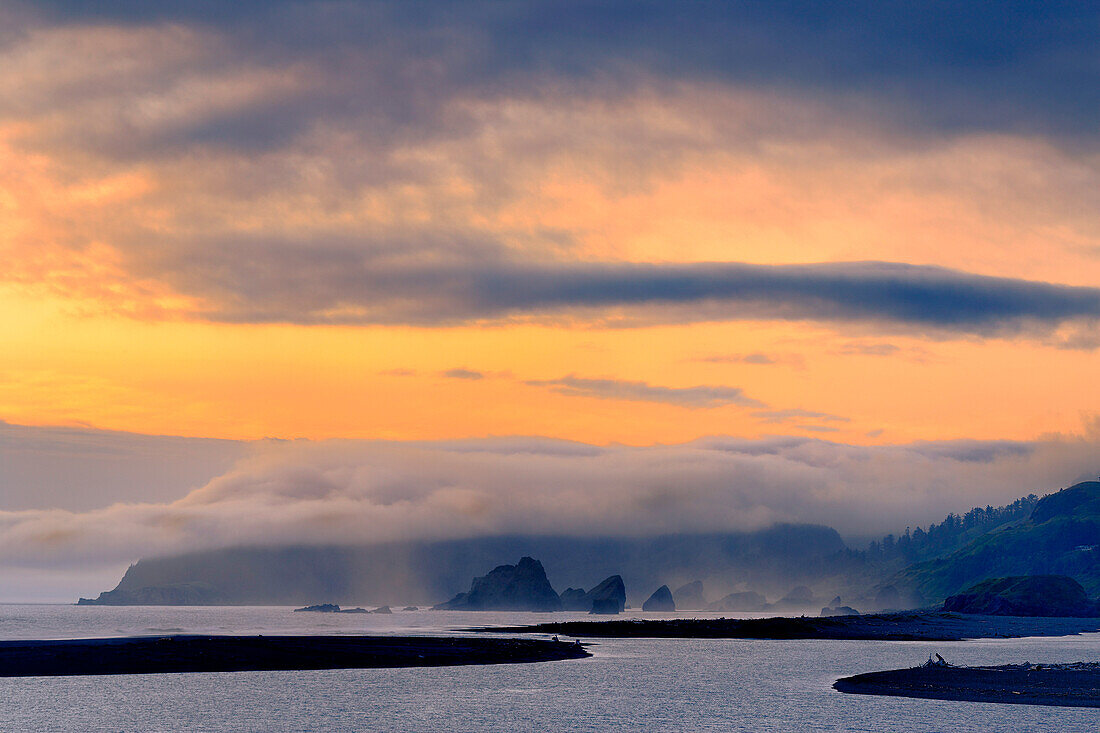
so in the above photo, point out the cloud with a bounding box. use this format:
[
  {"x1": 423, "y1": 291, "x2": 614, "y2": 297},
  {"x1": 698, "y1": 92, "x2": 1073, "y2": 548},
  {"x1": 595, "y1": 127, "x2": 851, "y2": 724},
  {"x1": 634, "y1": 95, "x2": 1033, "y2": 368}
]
[
  {"x1": 737, "y1": 353, "x2": 776, "y2": 365},
  {"x1": 19, "y1": 1, "x2": 1100, "y2": 140},
  {"x1": 836, "y1": 342, "x2": 900, "y2": 357},
  {"x1": 699, "y1": 352, "x2": 776, "y2": 365},
  {"x1": 908, "y1": 440, "x2": 1036, "y2": 464},
  {"x1": 442, "y1": 368, "x2": 484, "y2": 380},
  {"x1": 2, "y1": 10, "x2": 1099, "y2": 342},
  {"x1": 753, "y1": 409, "x2": 850, "y2": 425},
  {"x1": 154, "y1": 257, "x2": 1100, "y2": 342},
  {"x1": 525, "y1": 375, "x2": 764, "y2": 409},
  {"x1": 4, "y1": 426, "x2": 1100, "y2": 584},
  {"x1": 0, "y1": 421, "x2": 246, "y2": 511}
]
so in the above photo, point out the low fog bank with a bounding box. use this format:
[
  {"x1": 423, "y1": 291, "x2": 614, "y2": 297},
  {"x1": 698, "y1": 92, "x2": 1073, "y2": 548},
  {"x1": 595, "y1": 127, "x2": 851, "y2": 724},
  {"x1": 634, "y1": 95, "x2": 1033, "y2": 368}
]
[
  {"x1": 2, "y1": 425, "x2": 1099, "y2": 600},
  {"x1": 87, "y1": 526, "x2": 848, "y2": 608}
]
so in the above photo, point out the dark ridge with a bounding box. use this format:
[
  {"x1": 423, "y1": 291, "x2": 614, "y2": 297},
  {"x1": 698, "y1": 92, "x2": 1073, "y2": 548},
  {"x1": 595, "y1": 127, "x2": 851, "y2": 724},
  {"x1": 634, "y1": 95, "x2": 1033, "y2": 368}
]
[
  {"x1": 835, "y1": 660, "x2": 1100, "y2": 708},
  {"x1": 474, "y1": 612, "x2": 1100, "y2": 641},
  {"x1": 0, "y1": 635, "x2": 590, "y2": 677}
]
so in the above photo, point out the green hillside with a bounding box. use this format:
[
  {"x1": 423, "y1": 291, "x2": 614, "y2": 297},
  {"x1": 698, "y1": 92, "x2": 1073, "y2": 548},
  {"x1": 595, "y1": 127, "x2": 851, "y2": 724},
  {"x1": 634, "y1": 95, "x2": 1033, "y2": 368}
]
[{"x1": 895, "y1": 481, "x2": 1100, "y2": 604}]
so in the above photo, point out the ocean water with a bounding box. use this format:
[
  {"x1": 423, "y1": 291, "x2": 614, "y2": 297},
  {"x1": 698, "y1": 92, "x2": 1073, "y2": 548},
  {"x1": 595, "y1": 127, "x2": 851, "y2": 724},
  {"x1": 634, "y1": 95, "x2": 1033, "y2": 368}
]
[{"x1": 1, "y1": 605, "x2": 1098, "y2": 732}]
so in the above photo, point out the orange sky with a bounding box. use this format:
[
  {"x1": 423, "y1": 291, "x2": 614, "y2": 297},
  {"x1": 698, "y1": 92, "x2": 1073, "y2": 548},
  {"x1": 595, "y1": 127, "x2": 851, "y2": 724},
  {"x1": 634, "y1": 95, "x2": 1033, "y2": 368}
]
[{"x1": 2, "y1": 10, "x2": 1099, "y2": 449}]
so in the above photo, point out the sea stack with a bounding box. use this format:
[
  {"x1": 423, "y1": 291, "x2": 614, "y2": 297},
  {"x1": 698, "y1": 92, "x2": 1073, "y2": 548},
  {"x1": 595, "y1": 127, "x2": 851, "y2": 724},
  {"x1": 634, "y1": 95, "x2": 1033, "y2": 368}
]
[
  {"x1": 432, "y1": 557, "x2": 562, "y2": 611},
  {"x1": 586, "y1": 576, "x2": 626, "y2": 614},
  {"x1": 559, "y1": 576, "x2": 627, "y2": 613},
  {"x1": 673, "y1": 581, "x2": 707, "y2": 610},
  {"x1": 642, "y1": 585, "x2": 676, "y2": 612},
  {"x1": 707, "y1": 591, "x2": 768, "y2": 612}
]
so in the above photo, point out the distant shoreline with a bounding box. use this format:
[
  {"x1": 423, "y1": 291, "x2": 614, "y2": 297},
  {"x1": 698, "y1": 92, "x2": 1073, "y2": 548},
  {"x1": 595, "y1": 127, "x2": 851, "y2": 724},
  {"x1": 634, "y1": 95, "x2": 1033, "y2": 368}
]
[
  {"x1": 834, "y1": 662, "x2": 1100, "y2": 707},
  {"x1": 473, "y1": 612, "x2": 1100, "y2": 641},
  {"x1": 0, "y1": 635, "x2": 590, "y2": 677}
]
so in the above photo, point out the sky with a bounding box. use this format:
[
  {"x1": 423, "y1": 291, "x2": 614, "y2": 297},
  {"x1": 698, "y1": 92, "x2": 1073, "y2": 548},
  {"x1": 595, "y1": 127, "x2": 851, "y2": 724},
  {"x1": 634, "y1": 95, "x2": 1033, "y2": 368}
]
[{"x1": 2, "y1": 1, "x2": 1100, "y2": 600}]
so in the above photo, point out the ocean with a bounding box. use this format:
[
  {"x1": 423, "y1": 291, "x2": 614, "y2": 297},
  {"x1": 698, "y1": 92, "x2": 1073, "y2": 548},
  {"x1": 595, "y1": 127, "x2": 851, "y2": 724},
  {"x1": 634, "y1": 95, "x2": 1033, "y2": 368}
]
[{"x1": 1, "y1": 605, "x2": 1097, "y2": 731}]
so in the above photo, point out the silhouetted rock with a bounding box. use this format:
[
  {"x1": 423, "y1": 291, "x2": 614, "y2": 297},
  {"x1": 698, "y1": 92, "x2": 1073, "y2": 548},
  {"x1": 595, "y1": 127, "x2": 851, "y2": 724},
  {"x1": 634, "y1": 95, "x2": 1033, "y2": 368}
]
[
  {"x1": 294, "y1": 603, "x2": 341, "y2": 613},
  {"x1": 943, "y1": 576, "x2": 1100, "y2": 617},
  {"x1": 642, "y1": 585, "x2": 676, "y2": 612},
  {"x1": 403, "y1": 606, "x2": 418, "y2": 611},
  {"x1": 590, "y1": 599, "x2": 620, "y2": 614},
  {"x1": 432, "y1": 557, "x2": 562, "y2": 611},
  {"x1": 558, "y1": 577, "x2": 626, "y2": 613},
  {"x1": 559, "y1": 588, "x2": 588, "y2": 611},
  {"x1": 585, "y1": 576, "x2": 626, "y2": 613},
  {"x1": 371, "y1": 605, "x2": 392, "y2": 614},
  {"x1": 78, "y1": 582, "x2": 223, "y2": 606},
  {"x1": 673, "y1": 580, "x2": 707, "y2": 609},
  {"x1": 708, "y1": 591, "x2": 768, "y2": 611},
  {"x1": 820, "y1": 605, "x2": 860, "y2": 616},
  {"x1": 774, "y1": 585, "x2": 815, "y2": 608},
  {"x1": 293, "y1": 604, "x2": 376, "y2": 613}
]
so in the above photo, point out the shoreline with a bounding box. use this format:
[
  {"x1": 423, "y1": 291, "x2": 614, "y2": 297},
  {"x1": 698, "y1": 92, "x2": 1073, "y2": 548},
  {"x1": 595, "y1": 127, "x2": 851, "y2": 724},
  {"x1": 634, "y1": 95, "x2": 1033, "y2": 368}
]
[
  {"x1": 834, "y1": 662, "x2": 1100, "y2": 708},
  {"x1": 0, "y1": 634, "x2": 590, "y2": 677},
  {"x1": 473, "y1": 612, "x2": 1100, "y2": 641}
]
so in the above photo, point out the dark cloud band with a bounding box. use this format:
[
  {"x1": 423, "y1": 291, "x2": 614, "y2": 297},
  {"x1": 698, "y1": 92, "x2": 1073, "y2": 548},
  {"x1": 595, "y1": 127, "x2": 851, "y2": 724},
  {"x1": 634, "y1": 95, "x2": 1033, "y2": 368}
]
[{"x1": 180, "y1": 253, "x2": 1100, "y2": 340}]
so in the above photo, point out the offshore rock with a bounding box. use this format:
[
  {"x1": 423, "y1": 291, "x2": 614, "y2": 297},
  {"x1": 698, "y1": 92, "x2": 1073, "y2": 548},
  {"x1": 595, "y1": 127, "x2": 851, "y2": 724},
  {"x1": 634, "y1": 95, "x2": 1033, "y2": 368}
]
[
  {"x1": 77, "y1": 582, "x2": 223, "y2": 606},
  {"x1": 294, "y1": 604, "x2": 341, "y2": 613},
  {"x1": 708, "y1": 591, "x2": 768, "y2": 612},
  {"x1": 585, "y1": 576, "x2": 626, "y2": 614},
  {"x1": 590, "y1": 599, "x2": 620, "y2": 614},
  {"x1": 820, "y1": 605, "x2": 860, "y2": 616},
  {"x1": 673, "y1": 580, "x2": 707, "y2": 610},
  {"x1": 642, "y1": 585, "x2": 676, "y2": 612},
  {"x1": 559, "y1": 577, "x2": 627, "y2": 613},
  {"x1": 559, "y1": 588, "x2": 588, "y2": 611},
  {"x1": 432, "y1": 557, "x2": 562, "y2": 611},
  {"x1": 773, "y1": 585, "x2": 815, "y2": 609}
]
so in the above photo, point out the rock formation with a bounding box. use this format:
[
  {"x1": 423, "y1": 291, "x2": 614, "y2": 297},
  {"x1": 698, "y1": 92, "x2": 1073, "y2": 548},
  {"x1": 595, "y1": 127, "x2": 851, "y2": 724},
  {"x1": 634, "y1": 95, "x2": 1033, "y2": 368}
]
[
  {"x1": 585, "y1": 575, "x2": 626, "y2": 613},
  {"x1": 559, "y1": 588, "x2": 588, "y2": 611},
  {"x1": 432, "y1": 557, "x2": 562, "y2": 611},
  {"x1": 558, "y1": 576, "x2": 626, "y2": 613},
  {"x1": 293, "y1": 603, "x2": 341, "y2": 613},
  {"x1": 673, "y1": 580, "x2": 707, "y2": 609},
  {"x1": 642, "y1": 585, "x2": 676, "y2": 612},
  {"x1": 292, "y1": 604, "x2": 371, "y2": 613},
  {"x1": 820, "y1": 605, "x2": 860, "y2": 616},
  {"x1": 707, "y1": 590, "x2": 768, "y2": 612},
  {"x1": 773, "y1": 585, "x2": 815, "y2": 609}
]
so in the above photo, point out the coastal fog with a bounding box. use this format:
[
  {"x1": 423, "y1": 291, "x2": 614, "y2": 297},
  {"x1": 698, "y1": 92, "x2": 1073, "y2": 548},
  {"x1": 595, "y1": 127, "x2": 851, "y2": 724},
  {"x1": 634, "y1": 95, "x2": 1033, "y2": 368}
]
[{"x1": 3, "y1": 421, "x2": 1099, "y2": 601}]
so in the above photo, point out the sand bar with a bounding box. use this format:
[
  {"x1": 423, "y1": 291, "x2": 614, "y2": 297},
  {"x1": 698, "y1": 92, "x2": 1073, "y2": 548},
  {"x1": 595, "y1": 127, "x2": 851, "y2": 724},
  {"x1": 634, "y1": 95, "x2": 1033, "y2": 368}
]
[{"x1": 0, "y1": 635, "x2": 590, "y2": 677}]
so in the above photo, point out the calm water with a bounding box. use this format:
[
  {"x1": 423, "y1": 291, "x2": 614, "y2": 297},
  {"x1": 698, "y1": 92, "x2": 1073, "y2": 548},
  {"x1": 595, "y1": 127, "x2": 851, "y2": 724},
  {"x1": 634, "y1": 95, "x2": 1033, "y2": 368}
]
[{"x1": 2, "y1": 605, "x2": 1098, "y2": 731}]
